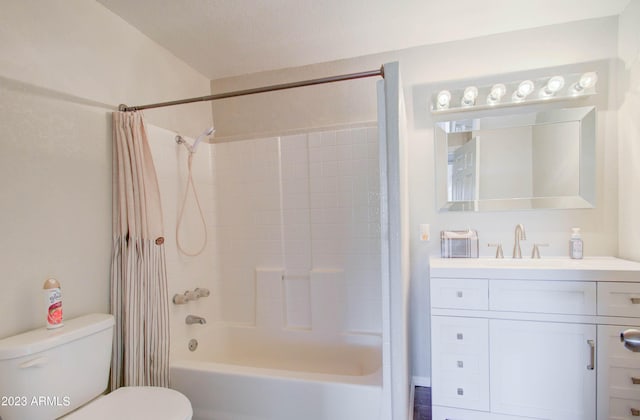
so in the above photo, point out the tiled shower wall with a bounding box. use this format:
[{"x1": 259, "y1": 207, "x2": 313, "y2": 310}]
[{"x1": 213, "y1": 125, "x2": 382, "y2": 336}]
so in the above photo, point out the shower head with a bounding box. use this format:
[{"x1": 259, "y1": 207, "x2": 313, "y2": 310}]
[{"x1": 180, "y1": 126, "x2": 215, "y2": 153}]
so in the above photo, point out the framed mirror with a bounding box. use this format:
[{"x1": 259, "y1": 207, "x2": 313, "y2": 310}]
[{"x1": 435, "y1": 106, "x2": 595, "y2": 211}]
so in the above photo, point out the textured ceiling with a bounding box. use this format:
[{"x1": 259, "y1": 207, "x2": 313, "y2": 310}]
[{"x1": 97, "y1": 0, "x2": 630, "y2": 80}]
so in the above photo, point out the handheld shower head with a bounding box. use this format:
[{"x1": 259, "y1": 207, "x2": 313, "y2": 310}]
[{"x1": 190, "y1": 126, "x2": 215, "y2": 153}]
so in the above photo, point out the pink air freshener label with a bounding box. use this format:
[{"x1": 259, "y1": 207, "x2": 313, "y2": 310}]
[{"x1": 45, "y1": 288, "x2": 63, "y2": 329}]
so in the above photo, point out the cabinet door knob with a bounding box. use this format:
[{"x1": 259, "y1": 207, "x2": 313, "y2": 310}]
[
  {"x1": 456, "y1": 291, "x2": 463, "y2": 298},
  {"x1": 457, "y1": 360, "x2": 464, "y2": 368},
  {"x1": 631, "y1": 297, "x2": 640, "y2": 304},
  {"x1": 457, "y1": 388, "x2": 464, "y2": 396},
  {"x1": 632, "y1": 377, "x2": 640, "y2": 385},
  {"x1": 631, "y1": 407, "x2": 640, "y2": 416},
  {"x1": 456, "y1": 333, "x2": 464, "y2": 340}
]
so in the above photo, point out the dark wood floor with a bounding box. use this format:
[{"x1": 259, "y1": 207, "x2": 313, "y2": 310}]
[{"x1": 413, "y1": 386, "x2": 432, "y2": 420}]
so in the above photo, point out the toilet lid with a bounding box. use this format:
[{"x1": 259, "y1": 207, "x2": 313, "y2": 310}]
[{"x1": 63, "y1": 386, "x2": 192, "y2": 420}]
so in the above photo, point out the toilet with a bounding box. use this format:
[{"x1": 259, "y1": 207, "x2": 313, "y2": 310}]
[{"x1": 0, "y1": 313, "x2": 192, "y2": 420}]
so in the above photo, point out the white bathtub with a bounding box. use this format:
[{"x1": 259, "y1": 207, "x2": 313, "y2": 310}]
[{"x1": 170, "y1": 330, "x2": 383, "y2": 420}]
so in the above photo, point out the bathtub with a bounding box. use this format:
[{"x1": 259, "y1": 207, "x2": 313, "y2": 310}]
[{"x1": 170, "y1": 329, "x2": 383, "y2": 420}]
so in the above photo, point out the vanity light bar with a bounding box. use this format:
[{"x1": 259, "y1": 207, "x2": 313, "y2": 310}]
[{"x1": 431, "y1": 72, "x2": 597, "y2": 114}]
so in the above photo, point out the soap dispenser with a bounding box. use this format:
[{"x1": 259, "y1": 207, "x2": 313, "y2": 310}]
[{"x1": 569, "y1": 227, "x2": 583, "y2": 259}]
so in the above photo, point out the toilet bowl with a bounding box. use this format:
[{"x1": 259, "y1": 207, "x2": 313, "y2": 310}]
[{"x1": 0, "y1": 313, "x2": 192, "y2": 420}]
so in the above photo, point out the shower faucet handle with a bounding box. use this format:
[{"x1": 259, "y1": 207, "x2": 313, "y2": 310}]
[
  {"x1": 194, "y1": 288, "x2": 210, "y2": 298},
  {"x1": 184, "y1": 290, "x2": 199, "y2": 301},
  {"x1": 172, "y1": 288, "x2": 210, "y2": 304},
  {"x1": 173, "y1": 293, "x2": 189, "y2": 305}
]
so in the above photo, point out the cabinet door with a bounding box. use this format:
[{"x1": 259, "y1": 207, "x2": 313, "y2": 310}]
[
  {"x1": 490, "y1": 319, "x2": 596, "y2": 420},
  {"x1": 597, "y1": 324, "x2": 640, "y2": 420}
]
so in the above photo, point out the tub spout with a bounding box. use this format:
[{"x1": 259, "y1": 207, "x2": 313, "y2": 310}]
[{"x1": 186, "y1": 315, "x2": 206, "y2": 325}]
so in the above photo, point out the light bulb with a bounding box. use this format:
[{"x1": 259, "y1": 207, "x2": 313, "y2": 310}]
[
  {"x1": 512, "y1": 80, "x2": 534, "y2": 102},
  {"x1": 578, "y1": 72, "x2": 598, "y2": 89},
  {"x1": 571, "y1": 72, "x2": 598, "y2": 94},
  {"x1": 540, "y1": 75, "x2": 565, "y2": 98},
  {"x1": 461, "y1": 86, "x2": 478, "y2": 106},
  {"x1": 487, "y1": 83, "x2": 506, "y2": 105},
  {"x1": 436, "y1": 90, "x2": 451, "y2": 110}
]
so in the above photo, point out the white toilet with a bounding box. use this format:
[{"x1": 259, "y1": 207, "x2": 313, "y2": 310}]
[{"x1": 0, "y1": 313, "x2": 192, "y2": 420}]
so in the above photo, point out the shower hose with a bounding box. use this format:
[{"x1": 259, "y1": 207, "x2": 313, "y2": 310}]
[{"x1": 176, "y1": 152, "x2": 207, "y2": 256}]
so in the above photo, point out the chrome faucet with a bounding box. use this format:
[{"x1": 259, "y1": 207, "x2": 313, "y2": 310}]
[
  {"x1": 185, "y1": 315, "x2": 206, "y2": 325},
  {"x1": 513, "y1": 224, "x2": 526, "y2": 258}
]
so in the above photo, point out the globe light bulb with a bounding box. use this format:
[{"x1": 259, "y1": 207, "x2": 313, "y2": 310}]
[
  {"x1": 572, "y1": 72, "x2": 598, "y2": 94},
  {"x1": 487, "y1": 83, "x2": 506, "y2": 105},
  {"x1": 512, "y1": 80, "x2": 534, "y2": 102},
  {"x1": 461, "y1": 86, "x2": 478, "y2": 106},
  {"x1": 436, "y1": 90, "x2": 451, "y2": 110},
  {"x1": 540, "y1": 75, "x2": 565, "y2": 98}
]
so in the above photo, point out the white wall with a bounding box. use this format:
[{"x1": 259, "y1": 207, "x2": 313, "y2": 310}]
[
  {"x1": 618, "y1": 1, "x2": 640, "y2": 262},
  {"x1": 209, "y1": 17, "x2": 621, "y2": 380},
  {"x1": 0, "y1": 0, "x2": 212, "y2": 339}
]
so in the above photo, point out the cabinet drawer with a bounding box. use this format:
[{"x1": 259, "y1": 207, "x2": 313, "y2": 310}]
[
  {"x1": 609, "y1": 397, "x2": 640, "y2": 419},
  {"x1": 438, "y1": 375, "x2": 489, "y2": 412},
  {"x1": 490, "y1": 280, "x2": 596, "y2": 315},
  {"x1": 609, "y1": 365, "x2": 640, "y2": 398},
  {"x1": 431, "y1": 278, "x2": 488, "y2": 310},
  {"x1": 432, "y1": 316, "x2": 489, "y2": 352},
  {"x1": 598, "y1": 283, "x2": 640, "y2": 317}
]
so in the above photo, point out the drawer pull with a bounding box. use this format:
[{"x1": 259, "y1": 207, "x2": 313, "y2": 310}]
[
  {"x1": 456, "y1": 291, "x2": 463, "y2": 298},
  {"x1": 632, "y1": 377, "x2": 640, "y2": 385},
  {"x1": 631, "y1": 408, "x2": 640, "y2": 416},
  {"x1": 621, "y1": 329, "x2": 640, "y2": 352},
  {"x1": 457, "y1": 388, "x2": 464, "y2": 396},
  {"x1": 631, "y1": 297, "x2": 640, "y2": 304},
  {"x1": 456, "y1": 333, "x2": 464, "y2": 340},
  {"x1": 587, "y1": 339, "x2": 595, "y2": 370},
  {"x1": 457, "y1": 360, "x2": 464, "y2": 368}
]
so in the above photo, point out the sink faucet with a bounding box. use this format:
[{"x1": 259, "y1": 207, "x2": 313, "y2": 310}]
[
  {"x1": 513, "y1": 224, "x2": 526, "y2": 258},
  {"x1": 186, "y1": 315, "x2": 206, "y2": 325}
]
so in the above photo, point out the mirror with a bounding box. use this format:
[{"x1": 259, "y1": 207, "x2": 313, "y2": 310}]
[{"x1": 435, "y1": 106, "x2": 595, "y2": 211}]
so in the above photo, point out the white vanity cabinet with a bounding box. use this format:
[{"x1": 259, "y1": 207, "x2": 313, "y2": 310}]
[{"x1": 430, "y1": 258, "x2": 640, "y2": 420}]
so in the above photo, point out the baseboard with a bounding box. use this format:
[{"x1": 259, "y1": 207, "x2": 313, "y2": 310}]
[
  {"x1": 409, "y1": 377, "x2": 415, "y2": 418},
  {"x1": 412, "y1": 375, "x2": 431, "y2": 388}
]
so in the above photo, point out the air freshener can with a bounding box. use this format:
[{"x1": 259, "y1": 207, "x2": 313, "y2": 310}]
[{"x1": 43, "y1": 278, "x2": 63, "y2": 329}]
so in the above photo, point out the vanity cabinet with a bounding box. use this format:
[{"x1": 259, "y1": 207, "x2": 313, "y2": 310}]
[{"x1": 430, "y1": 258, "x2": 640, "y2": 420}]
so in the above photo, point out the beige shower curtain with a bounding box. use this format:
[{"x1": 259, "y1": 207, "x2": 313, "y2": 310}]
[{"x1": 110, "y1": 111, "x2": 170, "y2": 389}]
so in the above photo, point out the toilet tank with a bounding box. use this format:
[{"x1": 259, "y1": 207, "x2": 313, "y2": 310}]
[{"x1": 0, "y1": 313, "x2": 114, "y2": 420}]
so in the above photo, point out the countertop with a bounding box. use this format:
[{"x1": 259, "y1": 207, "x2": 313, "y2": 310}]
[{"x1": 429, "y1": 256, "x2": 640, "y2": 281}]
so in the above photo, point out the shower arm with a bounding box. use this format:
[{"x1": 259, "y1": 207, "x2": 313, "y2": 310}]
[{"x1": 118, "y1": 66, "x2": 385, "y2": 112}]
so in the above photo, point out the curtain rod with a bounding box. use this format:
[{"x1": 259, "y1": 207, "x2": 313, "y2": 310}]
[{"x1": 118, "y1": 66, "x2": 385, "y2": 112}]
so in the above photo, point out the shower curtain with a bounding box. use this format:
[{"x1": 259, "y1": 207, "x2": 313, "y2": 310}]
[{"x1": 110, "y1": 111, "x2": 170, "y2": 389}]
